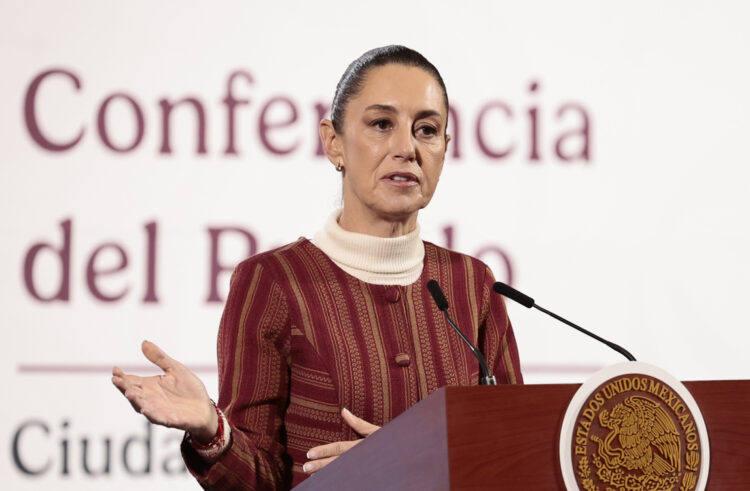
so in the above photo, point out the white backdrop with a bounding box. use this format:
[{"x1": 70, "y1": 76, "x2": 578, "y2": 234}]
[{"x1": 2, "y1": 1, "x2": 749, "y2": 489}]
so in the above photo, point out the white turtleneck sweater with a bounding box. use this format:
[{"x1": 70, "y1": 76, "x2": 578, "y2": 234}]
[{"x1": 311, "y1": 210, "x2": 425, "y2": 286}]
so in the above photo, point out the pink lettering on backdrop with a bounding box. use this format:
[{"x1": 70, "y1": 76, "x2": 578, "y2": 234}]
[
  {"x1": 22, "y1": 220, "x2": 159, "y2": 303},
  {"x1": 22, "y1": 68, "x2": 592, "y2": 163},
  {"x1": 97, "y1": 93, "x2": 145, "y2": 152},
  {"x1": 142, "y1": 222, "x2": 159, "y2": 303},
  {"x1": 475, "y1": 246, "x2": 514, "y2": 286},
  {"x1": 476, "y1": 101, "x2": 514, "y2": 159},
  {"x1": 555, "y1": 103, "x2": 591, "y2": 161},
  {"x1": 158, "y1": 97, "x2": 207, "y2": 155},
  {"x1": 259, "y1": 96, "x2": 300, "y2": 155},
  {"x1": 223, "y1": 70, "x2": 254, "y2": 155},
  {"x1": 442, "y1": 224, "x2": 514, "y2": 286},
  {"x1": 86, "y1": 243, "x2": 129, "y2": 302},
  {"x1": 21, "y1": 219, "x2": 514, "y2": 304},
  {"x1": 23, "y1": 219, "x2": 72, "y2": 302},
  {"x1": 206, "y1": 226, "x2": 258, "y2": 303},
  {"x1": 448, "y1": 106, "x2": 461, "y2": 159},
  {"x1": 528, "y1": 81, "x2": 541, "y2": 162},
  {"x1": 24, "y1": 69, "x2": 84, "y2": 151}
]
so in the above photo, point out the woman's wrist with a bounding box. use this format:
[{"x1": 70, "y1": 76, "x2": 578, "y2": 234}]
[
  {"x1": 190, "y1": 401, "x2": 220, "y2": 444},
  {"x1": 187, "y1": 401, "x2": 231, "y2": 460}
]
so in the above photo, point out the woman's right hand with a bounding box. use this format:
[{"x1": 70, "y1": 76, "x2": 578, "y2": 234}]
[{"x1": 112, "y1": 340, "x2": 218, "y2": 443}]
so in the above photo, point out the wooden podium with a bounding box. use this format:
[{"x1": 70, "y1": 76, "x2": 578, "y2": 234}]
[{"x1": 295, "y1": 381, "x2": 750, "y2": 490}]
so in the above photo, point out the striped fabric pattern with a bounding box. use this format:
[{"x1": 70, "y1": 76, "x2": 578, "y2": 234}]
[{"x1": 182, "y1": 239, "x2": 522, "y2": 489}]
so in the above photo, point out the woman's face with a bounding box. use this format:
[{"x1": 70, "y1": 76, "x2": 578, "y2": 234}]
[{"x1": 329, "y1": 63, "x2": 449, "y2": 231}]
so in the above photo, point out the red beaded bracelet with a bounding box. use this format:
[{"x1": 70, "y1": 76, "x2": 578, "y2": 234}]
[{"x1": 188, "y1": 401, "x2": 230, "y2": 459}]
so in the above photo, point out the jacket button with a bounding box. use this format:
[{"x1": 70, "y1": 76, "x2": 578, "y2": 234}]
[
  {"x1": 394, "y1": 353, "x2": 411, "y2": 367},
  {"x1": 385, "y1": 287, "x2": 401, "y2": 303}
]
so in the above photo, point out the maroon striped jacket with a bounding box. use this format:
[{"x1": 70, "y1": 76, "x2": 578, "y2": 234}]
[{"x1": 182, "y1": 239, "x2": 522, "y2": 489}]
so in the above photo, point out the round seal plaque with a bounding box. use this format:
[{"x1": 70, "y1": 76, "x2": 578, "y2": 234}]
[{"x1": 560, "y1": 362, "x2": 710, "y2": 491}]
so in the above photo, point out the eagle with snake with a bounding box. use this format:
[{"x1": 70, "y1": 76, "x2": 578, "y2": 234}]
[{"x1": 592, "y1": 395, "x2": 681, "y2": 477}]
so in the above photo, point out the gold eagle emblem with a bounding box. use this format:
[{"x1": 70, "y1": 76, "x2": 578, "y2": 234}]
[{"x1": 592, "y1": 395, "x2": 681, "y2": 477}]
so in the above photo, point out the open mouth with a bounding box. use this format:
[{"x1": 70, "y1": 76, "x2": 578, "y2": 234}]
[{"x1": 384, "y1": 172, "x2": 419, "y2": 184}]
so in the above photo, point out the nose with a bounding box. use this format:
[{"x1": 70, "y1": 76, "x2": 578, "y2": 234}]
[{"x1": 391, "y1": 124, "x2": 417, "y2": 163}]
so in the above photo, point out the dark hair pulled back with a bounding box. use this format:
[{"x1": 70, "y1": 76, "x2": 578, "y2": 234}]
[{"x1": 330, "y1": 45, "x2": 449, "y2": 133}]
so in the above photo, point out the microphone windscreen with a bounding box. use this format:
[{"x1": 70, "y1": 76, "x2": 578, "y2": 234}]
[
  {"x1": 493, "y1": 282, "x2": 535, "y2": 308},
  {"x1": 427, "y1": 280, "x2": 450, "y2": 311}
]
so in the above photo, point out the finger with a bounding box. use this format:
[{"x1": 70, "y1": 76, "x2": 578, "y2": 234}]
[
  {"x1": 112, "y1": 375, "x2": 127, "y2": 393},
  {"x1": 123, "y1": 387, "x2": 145, "y2": 413},
  {"x1": 113, "y1": 371, "x2": 151, "y2": 419},
  {"x1": 141, "y1": 340, "x2": 177, "y2": 372},
  {"x1": 341, "y1": 408, "x2": 380, "y2": 437},
  {"x1": 112, "y1": 371, "x2": 143, "y2": 401},
  {"x1": 302, "y1": 455, "x2": 336, "y2": 474},
  {"x1": 112, "y1": 366, "x2": 138, "y2": 384},
  {"x1": 124, "y1": 385, "x2": 145, "y2": 402},
  {"x1": 115, "y1": 371, "x2": 145, "y2": 390},
  {"x1": 306, "y1": 439, "x2": 360, "y2": 460},
  {"x1": 112, "y1": 367, "x2": 143, "y2": 389},
  {"x1": 112, "y1": 373, "x2": 140, "y2": 394}
]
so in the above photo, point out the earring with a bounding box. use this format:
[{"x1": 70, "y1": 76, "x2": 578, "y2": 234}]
[{"x1": 335, "y1": 161, "x2": 343, "y2": 172}]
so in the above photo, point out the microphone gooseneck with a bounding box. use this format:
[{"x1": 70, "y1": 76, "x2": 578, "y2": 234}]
[
  {"x1": 492, "y1": 282, "x2": 636, "y2": 362},
  {"x1": 427, "y1": 280, "x2": 497, "y2": 385}
]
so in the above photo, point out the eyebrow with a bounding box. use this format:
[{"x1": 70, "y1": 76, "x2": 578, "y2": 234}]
[{"x1": 364, "y1": 104, "x2": 444, "y2": 122}]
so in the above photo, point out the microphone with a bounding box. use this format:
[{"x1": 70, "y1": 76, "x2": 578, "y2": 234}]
[
  {"x1": 492, "y1": 282, "x2": 636, "y2": 362},
  {"x1": 427, "y1": 280, "x2": 497, "y2": 385}
]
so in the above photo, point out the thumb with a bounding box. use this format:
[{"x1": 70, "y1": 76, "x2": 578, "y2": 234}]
[
  {"x1": 342, "y1": 408, "x2": 380, "y2": 437},
  {"x1": 141, "y1": 340, "x2": 178, "y2": 372}
]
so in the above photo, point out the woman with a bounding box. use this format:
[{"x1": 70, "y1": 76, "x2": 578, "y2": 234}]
[{"x1": 112, "y1": 45, "x2": 523, "y2": 490}]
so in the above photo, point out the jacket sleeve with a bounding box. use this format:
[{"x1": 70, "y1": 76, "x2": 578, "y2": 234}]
[
  {"x1": 478, "y1": 266, "x2": 523, "y2": 385},
  {"x1": 182, "y1": 260, "x2": 293, "y2": 490}
]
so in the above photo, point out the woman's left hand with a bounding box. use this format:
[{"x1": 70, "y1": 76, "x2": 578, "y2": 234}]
[{"x1": 303, "y1": 408, "x2": 380, "y2": 474}]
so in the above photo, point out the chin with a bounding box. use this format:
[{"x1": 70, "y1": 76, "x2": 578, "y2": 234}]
[{"x1": 377, "y1": 201, "x2": 426, "y2": 220}]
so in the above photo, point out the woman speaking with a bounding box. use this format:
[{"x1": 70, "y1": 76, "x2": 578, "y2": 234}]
[{"x1": 112, "y1": 45, "x2": 523, "y2": 490}]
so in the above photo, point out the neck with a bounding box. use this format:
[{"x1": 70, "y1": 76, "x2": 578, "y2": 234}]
[
  {"x1": 311, "y1": 209, "x2": 425, "y2": 285},
  {"x1": 338, "y1": 207, "x2": 418, "y2": 238}
]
